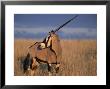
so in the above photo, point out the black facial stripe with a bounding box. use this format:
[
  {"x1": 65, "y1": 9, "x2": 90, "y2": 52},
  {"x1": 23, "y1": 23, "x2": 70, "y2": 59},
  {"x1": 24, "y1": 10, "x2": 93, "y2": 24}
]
[
  {"x1": 46, "y1": 35, "x2": 51, "y2": 47},
  {"x1": 49, "y1": 47, "x2": 57, "y2": 61}
]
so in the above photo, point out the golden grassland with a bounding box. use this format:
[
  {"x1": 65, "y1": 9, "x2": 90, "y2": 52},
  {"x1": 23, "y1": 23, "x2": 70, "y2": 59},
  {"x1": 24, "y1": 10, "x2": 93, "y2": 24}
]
[{"x1": 14, "y1": 39, "x2": 97, "y2": 76}]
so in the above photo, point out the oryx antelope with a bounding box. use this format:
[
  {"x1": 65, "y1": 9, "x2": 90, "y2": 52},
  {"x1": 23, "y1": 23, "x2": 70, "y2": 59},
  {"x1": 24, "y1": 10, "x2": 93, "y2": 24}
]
[
  {"x1": 23, "y1": 15, "x2": 78, "y2": 76},
  {"x1": 27, "y1": 31, "x2": 62, "y2": 76}
]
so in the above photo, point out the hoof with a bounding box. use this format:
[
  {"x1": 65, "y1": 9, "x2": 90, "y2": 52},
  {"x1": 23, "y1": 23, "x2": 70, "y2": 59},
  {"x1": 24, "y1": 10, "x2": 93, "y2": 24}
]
[
  {"x1": 55, "y1": 73, "x2": 59, "y2": 76},
  {"x1": 48, "y1": 72, "x2": 52, "y2": 76},
  {"x1": 55, "y1": 67, "x2": 59, "y2": 73},
  {"x1": 30, "y1": 70, "x2": 35, "y2": 76}
]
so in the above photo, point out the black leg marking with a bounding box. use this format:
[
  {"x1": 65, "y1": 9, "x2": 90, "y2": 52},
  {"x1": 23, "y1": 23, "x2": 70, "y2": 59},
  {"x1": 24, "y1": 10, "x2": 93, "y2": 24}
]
[
  {"x1": 47, "y1": 63, "x2": 52, "y2": 76},
  {"x1": 55, "y1": 67, "x2": 59, "y2": 73},
  {"x1": 55, "y1": 63, "x2": 60, "y2": 73},
  {"x1": 47, "y1": 63, "x2": 51, "y2": 72}
]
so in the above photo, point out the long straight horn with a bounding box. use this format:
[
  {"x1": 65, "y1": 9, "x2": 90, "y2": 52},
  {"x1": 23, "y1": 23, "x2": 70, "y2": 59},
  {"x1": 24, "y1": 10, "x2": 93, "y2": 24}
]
[
  {"x1": 28, "y1": 42, "x2": 38, "y2": 48},
  {"x1": 54, "y1": 15, "x2": 78, "y2": 33}
]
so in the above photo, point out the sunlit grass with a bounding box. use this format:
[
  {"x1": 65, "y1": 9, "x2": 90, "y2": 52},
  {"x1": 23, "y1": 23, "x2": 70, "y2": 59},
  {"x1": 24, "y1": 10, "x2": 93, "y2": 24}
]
[{"x1": 14, "y1": 39, "x2": 97, "y2": 76}]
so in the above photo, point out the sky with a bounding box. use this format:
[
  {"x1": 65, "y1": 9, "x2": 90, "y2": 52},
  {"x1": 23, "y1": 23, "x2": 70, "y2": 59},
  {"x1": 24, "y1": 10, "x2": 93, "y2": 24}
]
[{"x1": 14, "y1": 14, "x2": 97, "y2": 39}]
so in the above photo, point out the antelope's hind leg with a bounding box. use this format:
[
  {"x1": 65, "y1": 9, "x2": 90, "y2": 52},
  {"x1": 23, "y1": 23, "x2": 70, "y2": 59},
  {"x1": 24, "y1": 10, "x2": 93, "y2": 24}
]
[
  {"x1": 31, "y1": 57, "x2": 39, "y2": 69},
  {"x1": 30, "y1": 57, "x2": 39, "y2": 76}
]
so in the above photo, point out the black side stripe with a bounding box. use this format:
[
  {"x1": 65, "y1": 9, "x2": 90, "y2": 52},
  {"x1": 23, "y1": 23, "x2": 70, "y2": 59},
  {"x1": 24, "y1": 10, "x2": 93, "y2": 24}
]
[{"x1": 35, "y1": 57, "x2": 47, "y2": 63}]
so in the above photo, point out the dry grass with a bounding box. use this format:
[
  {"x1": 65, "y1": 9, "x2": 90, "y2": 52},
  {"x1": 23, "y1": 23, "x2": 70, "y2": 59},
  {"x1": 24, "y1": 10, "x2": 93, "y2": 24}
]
[{"x1": 14, "y1": 39, "x2": 97, "y2": 76}]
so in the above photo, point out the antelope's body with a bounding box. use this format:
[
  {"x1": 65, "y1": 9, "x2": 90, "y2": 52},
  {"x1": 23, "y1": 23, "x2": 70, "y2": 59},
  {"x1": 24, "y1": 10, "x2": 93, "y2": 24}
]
[
  {"x1": 25, "y1": 32, "x2": 62, "y2": 76},
  {"x1": 29, "y1": 43, "x2": 57, "y2": 64}
]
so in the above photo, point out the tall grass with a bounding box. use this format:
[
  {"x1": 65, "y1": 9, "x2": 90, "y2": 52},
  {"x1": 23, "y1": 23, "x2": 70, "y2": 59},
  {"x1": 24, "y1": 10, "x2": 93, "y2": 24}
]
[{"x1": 14, "y1": 39, "x2": 97, "y2": 76}]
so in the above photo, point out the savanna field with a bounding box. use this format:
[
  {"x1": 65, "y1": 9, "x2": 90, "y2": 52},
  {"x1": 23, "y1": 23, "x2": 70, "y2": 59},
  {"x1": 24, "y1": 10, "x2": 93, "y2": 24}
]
[{"x1": 14, "y1": 39, "x2": 97, "y2": 76}]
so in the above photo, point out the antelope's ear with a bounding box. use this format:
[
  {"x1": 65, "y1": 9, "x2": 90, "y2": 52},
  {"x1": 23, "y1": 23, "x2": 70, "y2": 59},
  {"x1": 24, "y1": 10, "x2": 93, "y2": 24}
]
[
  {"x1": 49, "y1": 32, "x2": 51, "y2": 34},
  {"x1": 49, "y1": 32, "x2": 52, "y2": 36},
  {"x1": 51, "y1": 30, "x2": 55, "y2": 33}
]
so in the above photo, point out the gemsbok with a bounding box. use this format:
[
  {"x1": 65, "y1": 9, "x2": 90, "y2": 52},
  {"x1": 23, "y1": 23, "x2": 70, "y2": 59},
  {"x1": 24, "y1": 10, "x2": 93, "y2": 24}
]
[
  {"x1": 27, "y1": 31, "x2": 62, "y2": 76},
  {"x1": 23, "y1": 15, "x2": 78, "y2": 76}
]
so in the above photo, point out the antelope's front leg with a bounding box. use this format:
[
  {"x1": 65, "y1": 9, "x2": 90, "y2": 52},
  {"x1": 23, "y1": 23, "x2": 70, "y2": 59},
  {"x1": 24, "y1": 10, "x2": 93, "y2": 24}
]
[
  {"x1": 55, "y1": 63, "x2": 60, "y2": 73},
  {"x1": 47, "y1": 63, "x2": 52, "y2": 76}
]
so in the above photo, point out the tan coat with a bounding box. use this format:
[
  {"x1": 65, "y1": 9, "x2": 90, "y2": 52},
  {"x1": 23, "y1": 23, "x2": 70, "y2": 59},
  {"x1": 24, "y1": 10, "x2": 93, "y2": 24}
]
[{"x1": 29, "y1": 43, "x2": 57, "y2": 64}]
